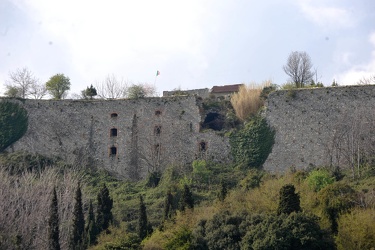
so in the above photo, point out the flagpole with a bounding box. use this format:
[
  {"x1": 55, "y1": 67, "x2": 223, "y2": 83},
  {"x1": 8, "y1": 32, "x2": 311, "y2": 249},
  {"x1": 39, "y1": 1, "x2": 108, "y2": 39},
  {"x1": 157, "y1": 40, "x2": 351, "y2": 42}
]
[{"x1": 154, "y1": 70, "x2": 159, "y2": 87}]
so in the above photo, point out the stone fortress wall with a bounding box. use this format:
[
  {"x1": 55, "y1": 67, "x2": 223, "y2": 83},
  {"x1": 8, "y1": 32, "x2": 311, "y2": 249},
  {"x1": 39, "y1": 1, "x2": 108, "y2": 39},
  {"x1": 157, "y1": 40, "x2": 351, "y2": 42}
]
[
  {"x1": 4, "y1": 84, "x2": 375, "y2": 178},
  {"x1": 263, "y1": 85, "x2": 375, "y2": 172},
  {"x1": 6, "y1": 96, "x2": 230, "y2": 179}
]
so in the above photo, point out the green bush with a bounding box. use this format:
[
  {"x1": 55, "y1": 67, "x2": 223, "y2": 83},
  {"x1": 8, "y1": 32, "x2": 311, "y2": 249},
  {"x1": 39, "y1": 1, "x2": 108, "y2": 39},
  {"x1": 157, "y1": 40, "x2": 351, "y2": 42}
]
[
  {"x1": 306, "y1": 169, "x2": 335, "y2": 192},
  {"x1": 229, "y1": 116, "x2": 275, "y2": 168},
  {"x1": 0, "y1": 101, "x2": 28, "y2": 152},
  {"x1": 241, "y1": 213, "x2": 335, "y2": 250},
  {"x1": 164, "y1": 226, "x2": 193, "y2": 250}
]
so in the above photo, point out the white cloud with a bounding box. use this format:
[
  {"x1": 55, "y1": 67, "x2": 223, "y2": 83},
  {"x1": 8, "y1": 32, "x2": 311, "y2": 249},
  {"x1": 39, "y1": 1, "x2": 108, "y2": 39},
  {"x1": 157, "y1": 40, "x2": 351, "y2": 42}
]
[
  {"x1": 336, "y1": 32, "x2": 375, "y2": 85},
  {"x1": 11, "y1": 0, "x2": 220, "y2": 92},
  {"x1": 297, "y1": 0, "x2": 355, "y2": 29}
]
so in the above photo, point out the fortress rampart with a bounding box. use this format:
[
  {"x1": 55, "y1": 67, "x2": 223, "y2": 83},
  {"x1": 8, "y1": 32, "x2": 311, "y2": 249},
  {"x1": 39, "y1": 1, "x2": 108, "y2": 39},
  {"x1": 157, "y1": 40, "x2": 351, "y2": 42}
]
[
  {"x1": 264, "y1": 85, "x2": 375, "y2": 172},
  {"x1": 3, "y1": 85, "x2": 375, "y2": 178},
  {"x1": 5, "y1": 96, "x2": 230, "y2": 179}
]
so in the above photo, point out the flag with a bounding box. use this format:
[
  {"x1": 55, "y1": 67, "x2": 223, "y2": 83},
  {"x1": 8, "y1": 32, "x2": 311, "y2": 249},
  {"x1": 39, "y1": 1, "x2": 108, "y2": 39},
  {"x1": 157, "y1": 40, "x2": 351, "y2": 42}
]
[{"x1": 156, "y1": 70, "x2": 160, "y2": 76}]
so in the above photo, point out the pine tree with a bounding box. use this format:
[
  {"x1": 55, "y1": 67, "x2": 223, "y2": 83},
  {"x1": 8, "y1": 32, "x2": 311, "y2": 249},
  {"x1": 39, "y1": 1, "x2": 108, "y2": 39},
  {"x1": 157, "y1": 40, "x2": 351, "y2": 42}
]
[
  {"x1": 96, "y1": 184, "x2": 113, "y2": 233},
  {"x1": 85, "y1": 200, "x2": 97, "y2": 247},
  {"x1": 277, "y1": 184, "x2": 301, "y2": 215},
  {"x1": 48, "y1": 187, "x2": 60, "y2": 250},
  {"x1": 180, "y1": 184, "x2": 194, "y2": 211},
  {"x1": 138, "y1": 195, "x2": 149, "y2": 240},
  {"x1": 70, "y1": 183, "x2": 85, "y2": 250},
  {"x1": 163, "y1": 191, "x2": 174, "y2": 220}
]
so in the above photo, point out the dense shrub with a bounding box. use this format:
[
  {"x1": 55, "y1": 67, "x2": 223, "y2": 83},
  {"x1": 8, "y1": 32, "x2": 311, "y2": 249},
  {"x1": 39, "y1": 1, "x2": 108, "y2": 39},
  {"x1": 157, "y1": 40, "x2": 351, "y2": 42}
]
[
  {"x1": 335, "y1": 208, "x2": 375, "y2": 250},
  {"x1": 230, "y1": 115, "x2": 275, "y2": 168},
  {"x1": 241, "y1": 213, "x2": 335, "y2": 250},
  {"x1": 306, "y1": 169, "x2": 335, "y2": 192},
  {"x1": 318, "y1": 182, "x2": 357, "y2": 233},
  {"x1": 0, "y1": 101, "x2": 28, "y2": 152}
]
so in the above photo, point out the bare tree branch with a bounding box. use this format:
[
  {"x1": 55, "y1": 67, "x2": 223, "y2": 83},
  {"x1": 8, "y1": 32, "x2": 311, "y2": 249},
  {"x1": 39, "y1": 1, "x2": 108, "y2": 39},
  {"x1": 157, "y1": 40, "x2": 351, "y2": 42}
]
[{"x1": 283, "y1": 51, "x2": 314, "y2": 88}]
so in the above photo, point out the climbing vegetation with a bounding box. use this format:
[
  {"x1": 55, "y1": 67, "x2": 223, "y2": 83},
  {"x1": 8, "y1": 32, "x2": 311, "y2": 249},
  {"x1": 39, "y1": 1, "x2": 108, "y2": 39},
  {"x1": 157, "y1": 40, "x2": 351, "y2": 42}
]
[
  {"x1": 230, "y1": 115, "x2": 275, "y2": 168},
  {"x1": 0, "y1": 101, "x2": 28, "y2": 152}
]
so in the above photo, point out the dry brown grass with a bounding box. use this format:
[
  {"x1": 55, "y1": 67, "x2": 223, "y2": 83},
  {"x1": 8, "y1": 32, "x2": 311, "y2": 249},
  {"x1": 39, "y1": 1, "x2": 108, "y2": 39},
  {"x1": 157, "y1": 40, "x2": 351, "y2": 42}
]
[{"x1": 231, "y1": 80, "x2": 272, "y2": 121}]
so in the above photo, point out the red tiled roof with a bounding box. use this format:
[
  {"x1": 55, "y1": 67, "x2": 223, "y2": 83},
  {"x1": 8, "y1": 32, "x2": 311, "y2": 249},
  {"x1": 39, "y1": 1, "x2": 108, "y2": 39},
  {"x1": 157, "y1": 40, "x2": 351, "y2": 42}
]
[{"x1": 211, "y1": 84, "x2": 243, "y2": 93}]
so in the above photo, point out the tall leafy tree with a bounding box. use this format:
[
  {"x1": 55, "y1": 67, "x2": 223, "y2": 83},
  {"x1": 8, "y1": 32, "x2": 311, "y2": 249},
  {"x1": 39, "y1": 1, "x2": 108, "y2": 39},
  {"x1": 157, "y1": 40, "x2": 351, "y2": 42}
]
[
  {"x1": 96, "y1": 184, "x2": 113, "y2": 232},
  {"x1": 45, "y1": 73, "x2": 71, "y2": 99},
  {"x1": 70, "y1": 183, "x2": 85, "y2": 250},
  {"x1": 283, "y1": 51, "x2": 314, "y2": 88},
  {"x1": 48, "y1": 187, "x2": 60, "y2": 250},
  {"x1": 85, "y1": 200, "x2": 97, "y2": 247},
  {"x1": 180, "y1": 184, "x2": 194, "y2": 211},
  {"x1": 138, "y1": 195, "x2": 149, "y2": 240},
  {"x1": 277, "y1": 184, "x2": 301, "y2": 215},
  {"x1": 0, "y1": 102, "x2": 28, "y2": 152}
]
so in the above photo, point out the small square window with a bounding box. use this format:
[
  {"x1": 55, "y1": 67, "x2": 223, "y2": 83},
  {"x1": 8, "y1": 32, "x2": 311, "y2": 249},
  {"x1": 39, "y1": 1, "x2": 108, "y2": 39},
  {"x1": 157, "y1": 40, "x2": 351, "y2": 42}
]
[
  {"x1": 110, "y1": 146, "x2": 117, "y2": 156},
  {"x1": 155, "y1": 110, "x2": 162, "y2": 116},
  {"x1": 110, "y1": 128, "x2": 118, "y2": 137},
  {"x1": 111, "y1": 113, "x2": 118, "y2": 118}
]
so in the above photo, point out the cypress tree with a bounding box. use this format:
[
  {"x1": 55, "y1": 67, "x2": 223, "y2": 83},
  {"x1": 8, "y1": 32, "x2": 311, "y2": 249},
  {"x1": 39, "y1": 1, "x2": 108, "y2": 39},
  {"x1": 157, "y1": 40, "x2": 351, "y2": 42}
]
[
  {"x1": 218, "y1": 180, "x2": 228, "y2": 202},
  {"x1": 277, "y1": 184, "x2": 301, "y2": 215},
  {"x1": 96, "y1": 184, "x2": 113, "y2": 232},
  {"x1": 48, "y1": 187, "x2": 60, "y2": 250},
  {"x1": 138, "y1": 195, "x2": 149, "y2": 240},
  {"x1": 180, "y1": 184, "x2": 194, "y2": 211},
  {"x1": 70, "y1": 183, "x2": 85, "y2": 250},
  {"x1": 163, "y1": 191, "x2": 174, "y2": 220},
  {"x1": 85, "y1": 200, "x2": 97, "y2": 247}
]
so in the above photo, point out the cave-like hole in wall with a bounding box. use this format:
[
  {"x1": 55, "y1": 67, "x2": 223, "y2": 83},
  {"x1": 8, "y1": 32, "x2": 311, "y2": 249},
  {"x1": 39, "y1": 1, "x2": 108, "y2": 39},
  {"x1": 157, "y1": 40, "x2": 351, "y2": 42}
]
[
  {"x1": 202, "y1": 112, "x2": 225, "y2": 131},
  {"x1": 199, "y1": 141, "x2": 207, "y2": 152}
]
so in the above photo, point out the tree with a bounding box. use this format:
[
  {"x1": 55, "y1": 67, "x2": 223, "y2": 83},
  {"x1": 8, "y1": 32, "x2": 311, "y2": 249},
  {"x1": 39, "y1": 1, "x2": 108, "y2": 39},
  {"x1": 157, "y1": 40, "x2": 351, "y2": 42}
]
[
  {"x1": 318, "y1": 183, "x2": 356, "y2": 234},
  {"x1": 70, "y1": 183, "x2": 85, "y2": 250},
  {"x1": 4, "y1": 85, "x2": 21, "y2": 98},
  {"x1": 0, "y1": 102, "x2": 28, "y2": 152},
  {"x1": 45, "y1": 74, "x2": 71, "y2": 99},
  {"x1": 180, "y1": 184, "x2": 194, "y2": 211},
  {"x1": 94, "y1": 74, "x2": 128, "y2": 99},
  {"x1": 277, "y1": 184, "x2": 301, "y2": 215},
  {"x1": 83, "y1": 85, "x2": 97, "y2": 99},
  {"x1": 241, "y1": 213, "x2": 335, "y2": 250},
  {"x1": 218, "y1": 179, "x2": 228, "y2": 202},
  {"x1": 138, "y1": 195, "x2": 151, "y2": 240},
  {"x1": 96, "y1": 184, "x2": 113, "y2": 233},
  {"x1": 127, "y1": 84, "x2": 156, "y2": 99},
  {"x1": 6, "y1": 67, "x2": 38, "y2": 98},
  {"x1": 48, "y1": 187, "x2": 61, "y2": 250},
  {"x1": 29, "y1": 82, "x2": 47, "y2": 99},
  {"x1": 163, "y1": 191, "x2": 174, "y2": 220},
  {"x1": 85, "y1": 200, "x2": 97, "y2": 247},
  {"x1": 283, "y1": 51, "x2": 314, "y2": 88}
]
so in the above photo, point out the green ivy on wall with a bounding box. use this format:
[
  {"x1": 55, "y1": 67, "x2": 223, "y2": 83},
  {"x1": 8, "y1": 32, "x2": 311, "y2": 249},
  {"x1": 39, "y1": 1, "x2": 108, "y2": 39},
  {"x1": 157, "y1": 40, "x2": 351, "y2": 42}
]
[
  {"x1": 229, "y1": 115, "x2": 275, "y2": 168},
  {"x1": 0, "y1": 101, "x2": 28, "y2": 152}
]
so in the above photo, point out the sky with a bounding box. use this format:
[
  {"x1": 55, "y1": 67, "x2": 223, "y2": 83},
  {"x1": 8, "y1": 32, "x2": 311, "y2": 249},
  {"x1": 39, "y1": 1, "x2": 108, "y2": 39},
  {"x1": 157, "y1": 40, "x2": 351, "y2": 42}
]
[{"x1": 1, "y1": 0, "x2": 375, "y2": 97}]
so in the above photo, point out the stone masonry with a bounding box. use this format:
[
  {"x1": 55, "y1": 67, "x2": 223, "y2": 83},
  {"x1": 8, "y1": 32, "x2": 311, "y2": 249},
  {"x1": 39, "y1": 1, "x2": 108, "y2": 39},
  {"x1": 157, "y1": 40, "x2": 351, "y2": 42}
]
[
  {"x1": 5, "y1": 96, "x2": 230, "y2": 179},
  {"x1": 264, "y1": 85, "x2": 375, "y2": 172}
]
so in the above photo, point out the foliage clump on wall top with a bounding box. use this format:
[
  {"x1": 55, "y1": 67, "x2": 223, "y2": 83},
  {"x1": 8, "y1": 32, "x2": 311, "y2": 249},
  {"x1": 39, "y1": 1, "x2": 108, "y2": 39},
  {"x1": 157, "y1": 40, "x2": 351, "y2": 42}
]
[
  {"x1": 229, "y1": 115, "x2": 275, "y2": 168},
  {"x1": 0, "y1": 101, "x2": 28, "y2": 152}
]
